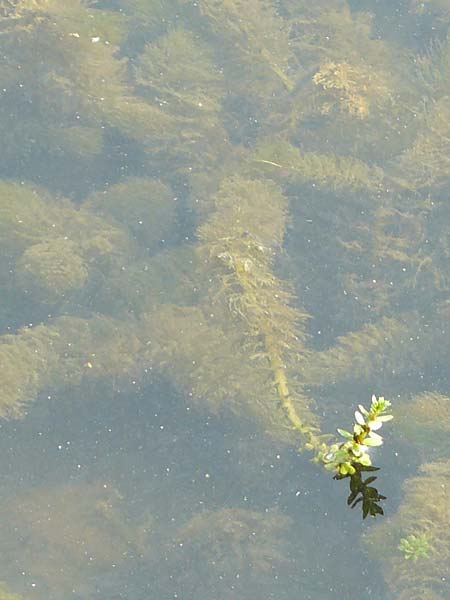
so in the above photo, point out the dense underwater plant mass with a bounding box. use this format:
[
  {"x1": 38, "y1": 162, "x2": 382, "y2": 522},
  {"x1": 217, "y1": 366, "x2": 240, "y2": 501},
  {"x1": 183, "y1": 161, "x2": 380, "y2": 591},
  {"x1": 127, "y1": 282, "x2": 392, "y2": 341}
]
[{"x1": 0, "y1": 0, "x2": 449, "y2": 598}]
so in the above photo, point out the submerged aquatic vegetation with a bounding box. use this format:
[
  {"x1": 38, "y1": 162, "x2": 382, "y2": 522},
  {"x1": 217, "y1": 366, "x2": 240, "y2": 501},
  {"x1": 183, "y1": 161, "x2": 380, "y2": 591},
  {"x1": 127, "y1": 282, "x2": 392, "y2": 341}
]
[
  {"x1": 0, "y1": 481, "x2": 153, "y2": 594},
  {"x1": 316, "y1": 395, "x2": 393, "y2": 517},
  {"x1": 394, "y1": 391, "x2": 450, "y2": 459},
  {"x1": 160, "y1": 506, "x2": 292, "y2": 598},
  {"x1": 312, "y1": 61, "x2": 388, "y2": 120},
  {"x1": 365, "y1": 459, "x2": 450, "y2": 599},
  {"x1": 190, "y1": 0, "x2": 295, "y2": 92},
  {"x1": 84, "y1": 177, "x2": 177, "y2": 252},
  {"x1": 0, "y1": 0, "x2": 450, "y2": 596},
  {"x1": 0, "y1": 586, "x2": 23, "y2": 600},
  {"x1": 251, "y1": 140, "x2": 385, "y2": 194},
  {"x1": 320, "y1": 396, "x2": 393, "y2": 474},
  {"x1": 0, "y1": 0, "x2": 402, "y2": 499},
  {"x1": 398, "y1": 533, "x2": 432, "y2": 561}
]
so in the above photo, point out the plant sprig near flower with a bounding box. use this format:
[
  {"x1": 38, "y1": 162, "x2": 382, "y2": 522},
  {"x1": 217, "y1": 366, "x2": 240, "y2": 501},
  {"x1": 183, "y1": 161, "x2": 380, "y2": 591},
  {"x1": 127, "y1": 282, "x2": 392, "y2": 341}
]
[
  {"x1": 315, "y1": 395, "x2": 393, "y2": 518},
  {"x1": 398, "y1": 533, "x2": 432, "y2": 561},
  {"x1": 319, "y1": 395, "x2": 392, "y2": 475}
]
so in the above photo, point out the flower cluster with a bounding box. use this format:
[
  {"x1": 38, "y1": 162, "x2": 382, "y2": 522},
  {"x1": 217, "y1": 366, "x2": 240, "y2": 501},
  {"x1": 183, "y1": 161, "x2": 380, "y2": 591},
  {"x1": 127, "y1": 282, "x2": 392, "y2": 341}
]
[{"x1": 318, "y1": 395, "x2": 393, "y2": 477}]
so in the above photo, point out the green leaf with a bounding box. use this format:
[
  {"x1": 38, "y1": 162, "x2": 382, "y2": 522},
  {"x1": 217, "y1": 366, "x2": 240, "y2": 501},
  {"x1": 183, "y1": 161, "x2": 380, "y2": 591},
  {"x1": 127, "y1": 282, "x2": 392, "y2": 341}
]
[
  {"x1": 368, "y1": 431, "x2": 383, "y2": 442},
  {"x1": 363, "y1": 437, "x2": 383, "y2": 447},
  {"x1": 337, "y1": 428, "x2": 353, "y2": 440},
  {"x1": 363, "y1": 476, "x2": 377, "y2": 485},
  {"x1": 351, "y1": 444, "x2": 363, "y2": 458},
  {"x1": 377, "y1": 414, "x2": 393, "y2": 422},
  {"x1": 350, "y1": 496, "x2": 363, "y2": 508},
  {"x1": 324, "y1": 462, "x2": 337, "y2": 471},
  {"x1": 353, "y1": 423, "x2": 364, "y2": 436},
  {"x1": 339, "y1": 462, "x2": 356, "y2": 476},
  {"x1": 372, "y1": 504, "x2": 384, "y2": 516},
  {"x1": 354, "y1": 410, "x2": 365, "y2": 425},
  {"x1": 358, "y1": 453, "x2": 372, "y2": 466}
]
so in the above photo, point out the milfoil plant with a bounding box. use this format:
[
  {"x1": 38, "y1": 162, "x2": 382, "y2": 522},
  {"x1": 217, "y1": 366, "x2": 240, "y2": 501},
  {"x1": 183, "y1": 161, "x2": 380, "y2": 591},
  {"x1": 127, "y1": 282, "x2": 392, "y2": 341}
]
[{"x1": 316, "y1": 395, "x2": 393, "y2": 518}]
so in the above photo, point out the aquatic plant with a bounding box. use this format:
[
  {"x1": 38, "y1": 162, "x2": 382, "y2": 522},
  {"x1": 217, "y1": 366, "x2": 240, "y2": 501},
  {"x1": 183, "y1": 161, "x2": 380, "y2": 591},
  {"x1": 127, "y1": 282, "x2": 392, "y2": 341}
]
[
  {"x1": 160, "y1": 506, "x2": 292, "y2": 598},
  {"x1": 188, "y1": 0, "x2": 295, "y2": 92},
  {"x1": 84, "y1": 177, "x2": 177, "y2": 252},
  {"x1": 364, "y1": 459, "x2": 450, "y2": 599},
  {"x1": 195, "y1": 175, "x2": 321, "y2": 445},
  {"x1": 398, "y1": 533, "x2": 432, "y2": 561},
  {"x1": 0, "y1": 585, "x2": 23, "y2": 600},
  {"x1": 318, "y1": 396, "x2": 393, "y2": 473},
  {"x1": 0, "y1": 0, "x2": 402, "y2": 509},
  {"x1": 135, "y1": 29, "x2": 224, "y2": 118},
  {"x1": 0, "y1": 315, "x2": 143, "y2": 418},
  {"x1": 312, "y1": 61, "x2": 388, "y2": 119},
  {"x1": 394, "y1": 391, "x2": 450, "y2": 460},
  {"x1": 301, "y1": 316, "x2": 416, "y2": 387},
  {"x1": 133, "y1": 27, "x2": 229, "y2": 172},
  {"x1": 0, "y1": 481, "x2": 153, "y2": 594},
  {"x1": 1, "y1": 1, "x2": 450, "y2": 595},
  {"x1": 16, "y1": 238, "x2": 89, "y2": 301},
  {"x1": 250, "y1": 140, "x2": 385, "y2": 193},
  {"x1": 316, "y1": 395, "x2": 393, "y2": 517}
]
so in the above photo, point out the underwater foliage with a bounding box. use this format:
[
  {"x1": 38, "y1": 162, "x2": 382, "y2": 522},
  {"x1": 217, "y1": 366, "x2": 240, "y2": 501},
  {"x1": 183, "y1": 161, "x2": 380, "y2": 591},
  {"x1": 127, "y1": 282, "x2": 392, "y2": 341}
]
[
  {"x1": 196, "y1": 176, "x2": 322, "y2": 446},
  {"x1": 312, "y1": 60, "x2": 389, "y2": 120},
  {"x1": 270, "y1": 1, "x2": 414, "y2": 161},
  {"x1": 394, "y1": 391, "x2": 450, "y2": 459},
  {"x1": 84, "y1": 177, "x2": 176, "y2": 252},
  {"x1": 395, "y1": 97, "x2": 450, "y2": 190},
  {"x1": 364, "y1": 459, "x2": 450, "y2": 600},
  {"x1": 161, "y1": 506, "x2": 292, "y2": 598},
  {"x1": 302, "y1": 316, "x2": 416, "y2": 386},
  {"x1": 16, "y1": 237, "x2": 89, "y2": 301},
  {"x1": 250, "y1": 140, "x2": 385, "y2": 194},
  {"x1": 1, "y1": 0, "x2": 450, "y2": 596},
  {"x1": 0, "y1": 320, "x2": 65, "y2": 418},
  {"x1": 0, "y1": 0, "x2": 183, "y2": 196},
  {"x1": 0, "y1": 181, "x2": 130, "y2": 259},
  {"x1": 0, "y1": 181, "x2": 136, "y2": 313},
  {"x1": 175, "y1": 506, "x2": 291, "y2": 572},
  {"x1": 143, "y1": 303, "x2": 316, "y2": 443},
  {"x1": 135, "y1": 29, "x2": 224, "y2": 118},
  {"x1": 320, "y1": 396, "x2": 393, "y2": 518},
  {"x1": 133, "y1": 26, "x2": 230, "y2": 171},
  {"x1": 0, "y1": 315, "x2": 143, "y2": 418},
  {"x1": 0, "y1": 586, "x2": 22, "y2": 600},
  {"x1": 190, "y1": 0, "x2": 295, "y2": 92},
  {"x1": 0, "y1": 481, "x2": 153, "y2": 594}
]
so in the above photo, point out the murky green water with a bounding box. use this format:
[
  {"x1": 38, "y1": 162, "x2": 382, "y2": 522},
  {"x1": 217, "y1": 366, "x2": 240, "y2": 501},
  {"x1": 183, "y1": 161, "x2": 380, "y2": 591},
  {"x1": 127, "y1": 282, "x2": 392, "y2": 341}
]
[{"x1": 0, "y1": 1, "x2": 449, "y2": 598}]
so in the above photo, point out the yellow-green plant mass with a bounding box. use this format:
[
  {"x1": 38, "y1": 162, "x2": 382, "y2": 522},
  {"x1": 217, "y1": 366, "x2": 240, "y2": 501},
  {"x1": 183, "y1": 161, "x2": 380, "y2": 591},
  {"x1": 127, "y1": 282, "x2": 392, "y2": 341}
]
[
  {"x1": 0, "y1": 0, "x2": 449, "y2": 597},
  {"x1": 0, "y1": 482, "x2": 152, "y2": 594},
  {"x1": 364, "y1": 459, "x2": 450, "y2": 600}
]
